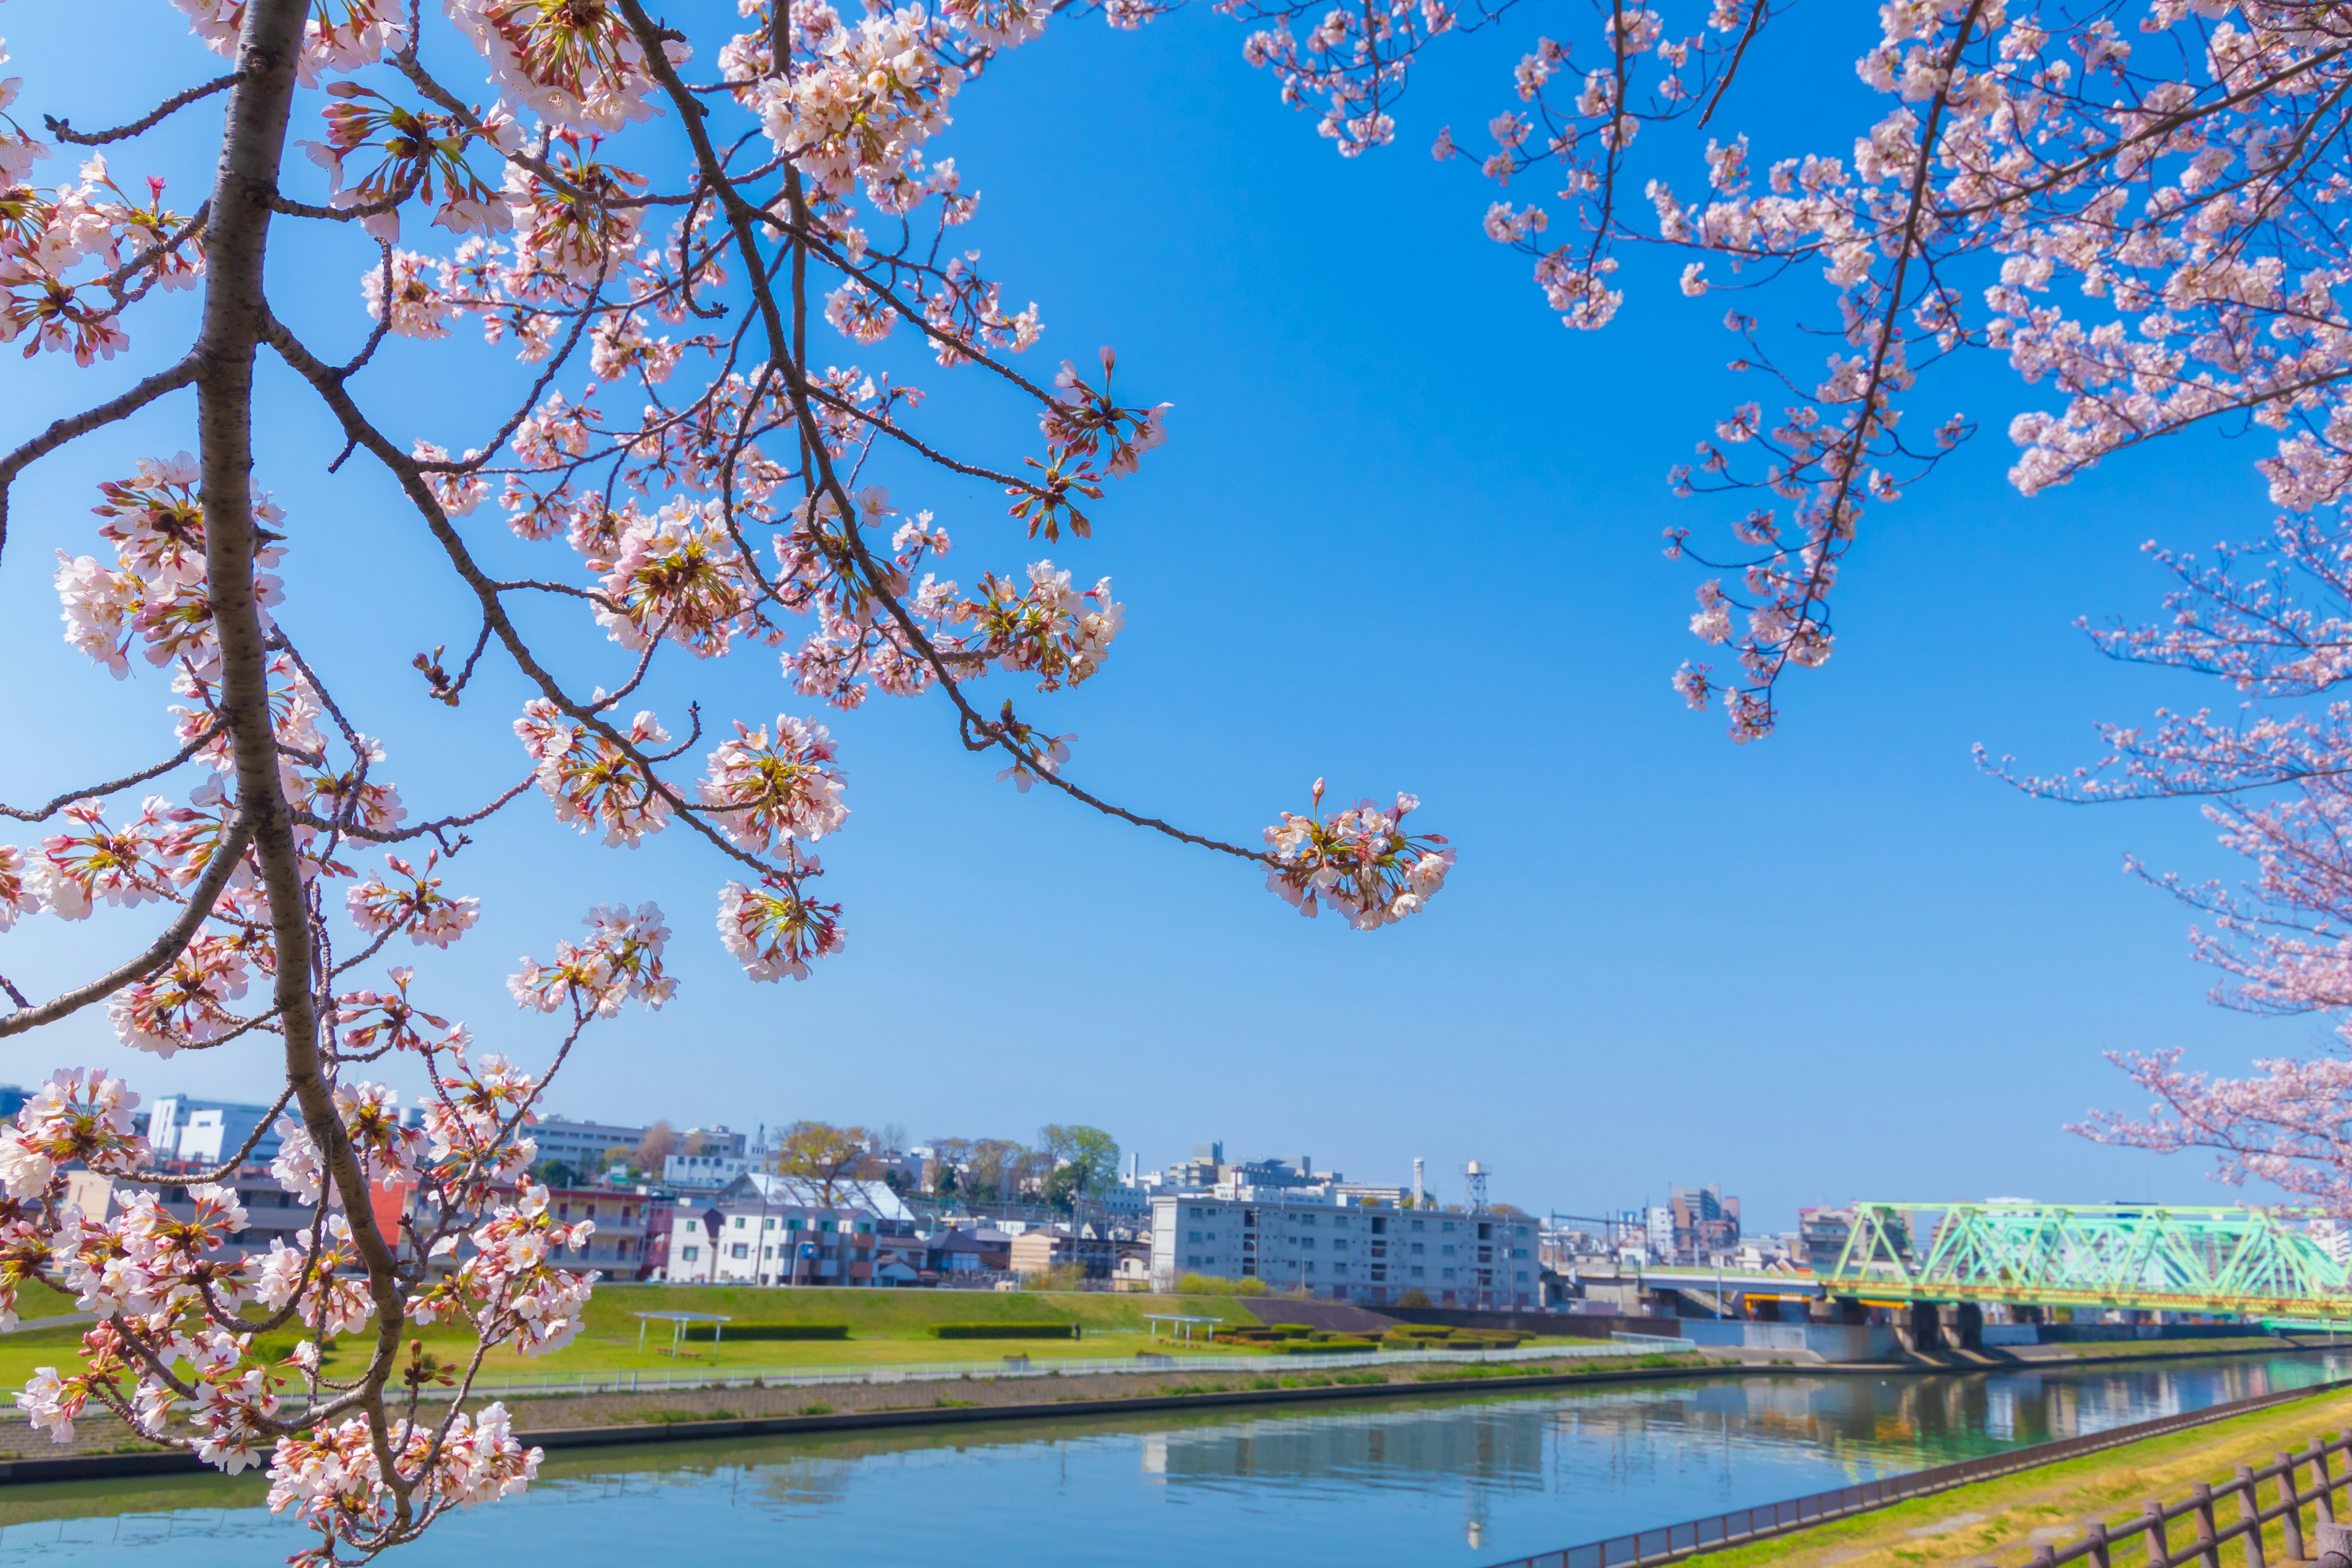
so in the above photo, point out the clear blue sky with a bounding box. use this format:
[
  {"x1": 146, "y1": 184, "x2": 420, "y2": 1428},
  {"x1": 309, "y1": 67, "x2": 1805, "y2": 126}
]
[{"x1": 0, "y1": 7, "x2": 2306, "y2": 1232}]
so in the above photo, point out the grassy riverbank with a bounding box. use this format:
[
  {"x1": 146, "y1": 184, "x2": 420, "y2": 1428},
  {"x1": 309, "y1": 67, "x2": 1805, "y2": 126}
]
[
  {"x1": 1701, "y1": 1386, "x2": 2352, "y2": 1568},
  {"x1": 0, "y1": 1282, "x2": 1616, "y2": 1386}
]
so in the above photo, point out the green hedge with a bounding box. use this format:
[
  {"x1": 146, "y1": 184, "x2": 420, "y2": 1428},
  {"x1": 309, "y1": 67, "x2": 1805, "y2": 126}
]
[
  {"x1": 1272, "y1": 1337, "x2": 1379, "y2": 1354},
  {"x1": 930, "y1": 1322, "x2": 1080, "y2": 1340},
  {"x1": 682, "y1": 1323, "x2": 849, "y2": 1343}
]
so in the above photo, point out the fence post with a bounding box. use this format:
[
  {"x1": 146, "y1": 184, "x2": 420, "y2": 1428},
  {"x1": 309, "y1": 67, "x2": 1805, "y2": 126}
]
[
  {"x1": 2280, "y1": 1453, "x2": 2307, "y2": 1562},
  {"x1": 2233, "y1": 1467, "x2": 2264, "y2": 1568},
  {"x1": 2144, "y1": 1501, "x2": 2171, "y2": 1568},
  {"x1": 2314, "y1": 1441, "x2": 2337, "y2": 1525},
  {"x1": 2192, "y1": 1483, "x2": 2221, "y2": 1568},
  {"x1": 2084, "y1": 1518, "x2": 2112, "y2": 1568}
]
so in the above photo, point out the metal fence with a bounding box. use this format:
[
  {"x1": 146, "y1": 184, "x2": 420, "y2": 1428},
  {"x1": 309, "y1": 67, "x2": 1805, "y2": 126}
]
[
  {"x1": 0, "y1": 1335, "x2": 1668, "y2": 1423},
  {"x1": 425, "y1": 1337, "x2": 1660, "y2": 1404},
  {"x1": 1483, "y1": 1373, "x2": 2352, "y2": 1568}
]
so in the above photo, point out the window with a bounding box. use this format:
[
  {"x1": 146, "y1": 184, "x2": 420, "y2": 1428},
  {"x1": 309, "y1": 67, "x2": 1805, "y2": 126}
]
[
  {"x1": 1410, "y1": 1265, "x2": 1425, "y2": 1278},
  {"x1": 1410, "y1": 1219, "x2": 1425, "y2": 1232},
  {"x1": 733, "y1": 1217, "x2": 747, "y2": 1229},
  {"x1": 763, "y1": 1246, "x2": 774, "y2": 1259},
  {"x1": 1441, "y1": 1221, "x2": 1456, "y2": 1232},
  {"x1": 681, "y1": 1246, "x2": 700, "y2": 1261},
  {"x1": 730, "y1": 1243, "x2": 749, "y2": 1259},
  {"x1": 1305, "y1": 1262, "x2": 1317, "y2": 1275},
  {"x1": 764, "y1": 1218, "x2": 776, "y2": 1229},
  {"x1": 1513, "y1": 1248, "x2": 1529, "y2": 1259},
  {"x1": 1442, "y1": 1244, "x2": 1456, "y2": 1256},
  {"x1": 1188, "y1": 1231, "x2": 1201, "y2": 1243},
  {"x1": 1516, "y1": 1270, "x2": 1530, "y2": 1282},
  {"x1": 1442, "y1": 1267, "x2": 1457, "y2": 1280},
  {"x1": 1411, "y1": 1242, "x2": 1425, "y2": 1255},
  {"x1": 1186, "y1": 1254, "x2": 1201, "y2": 1266}
]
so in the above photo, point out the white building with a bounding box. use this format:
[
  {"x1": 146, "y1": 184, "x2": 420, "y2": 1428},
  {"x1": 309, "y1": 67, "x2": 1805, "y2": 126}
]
[
  {"x1": 664, "y1": 1152, "x2": 755, "y2": 1189},
  {"x1": 149, "y1": 1096, "x2": 284, "y2": 1167},
  {"x1": 1150, "y1": 1193, "x2": 1539, "y2": 1307},
  {"x1": 533, "y1": 1116, "x2": 651, "y2": 1174}
]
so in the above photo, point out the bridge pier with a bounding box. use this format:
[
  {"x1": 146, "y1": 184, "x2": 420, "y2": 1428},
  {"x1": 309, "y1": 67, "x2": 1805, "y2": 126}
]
[
  {"x1": 1905, "y1": 1301, "x2": 1943, "y2": 1352},
  {"x1": 1953, "y1": 1302, "x2": 1983, "y2": 1351},
  {"x1": 1829, "y1": 1297, "x2": 1868, "y2": 1325}
]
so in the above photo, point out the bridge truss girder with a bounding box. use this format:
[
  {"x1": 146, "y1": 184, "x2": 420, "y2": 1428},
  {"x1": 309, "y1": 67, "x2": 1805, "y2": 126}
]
[{"x1": 1823, "y1": 1202, "x2": 2352, "y2": 1321}]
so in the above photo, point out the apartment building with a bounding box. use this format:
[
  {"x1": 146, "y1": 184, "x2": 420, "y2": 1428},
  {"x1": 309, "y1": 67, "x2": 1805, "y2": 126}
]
[
  {"x1": 666, "y1": 1203, "x2": 881, "y2": 1286},
  {"x1": 543, "y1": 1185, "x2": 658, "y2": 1278},
  {"x1": 1150, "y1": 1194, "x2": 1539, "y2": 1307},
  {"x1": 532, "y1": 1117, "x2": 651, "y2": 1175},
  {"x1": 149, "y1": 1096, "x2": 285, "y2": 1167}
]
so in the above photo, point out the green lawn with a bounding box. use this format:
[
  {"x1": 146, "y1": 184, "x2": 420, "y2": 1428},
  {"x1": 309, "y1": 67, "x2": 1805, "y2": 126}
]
[
  {"x1": 0, "y1": 1286, "x2": 1278, "y2": 1386},
  {"x1": 0, "y1": 1281, "x2": 1625, "y2": 1390}
]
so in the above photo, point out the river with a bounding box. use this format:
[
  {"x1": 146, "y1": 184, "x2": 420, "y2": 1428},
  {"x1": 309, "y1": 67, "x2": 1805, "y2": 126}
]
[{"x1": 3, "y1": 1350, "x2": 2347, "y2": 1564}]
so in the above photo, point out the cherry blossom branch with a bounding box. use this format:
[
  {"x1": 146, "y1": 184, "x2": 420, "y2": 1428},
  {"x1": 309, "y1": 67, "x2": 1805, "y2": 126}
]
[
  {"x1": 0, "y1": 810, "x2": 252, "y2": 1036},
  {"x1": 0, "y1": 726, "x2": 221, "y2": 821},
  {"x1": 0, "y1": 357, "x2": 200, "y2": 562},
  {"x1": 44, "y1": 72, "x2": 241, "y2": 146}
]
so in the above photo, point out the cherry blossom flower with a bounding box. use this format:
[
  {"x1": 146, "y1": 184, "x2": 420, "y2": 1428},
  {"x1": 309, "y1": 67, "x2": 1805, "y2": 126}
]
[{"x1": 1264, "y1": 779, "x2": 1453, "y2": 929}]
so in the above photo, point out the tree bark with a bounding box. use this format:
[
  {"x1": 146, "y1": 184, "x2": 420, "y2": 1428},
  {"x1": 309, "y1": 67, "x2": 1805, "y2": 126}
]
[{"x1": 195, "y1": 0, "x2": 410, "y2": 1471}]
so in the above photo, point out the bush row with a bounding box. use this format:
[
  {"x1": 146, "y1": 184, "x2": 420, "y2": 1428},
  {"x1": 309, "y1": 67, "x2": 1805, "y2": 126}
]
[
  {"x1": 682, "y1": 1323, "x2": 850, "y2": 1342},
  {"x1": 1269, "y1": 1337, "x2": 1379, "y2": 1355},
  {"x1": 930, "y1": 1322, "x2": 1081, "y2": 1340}
]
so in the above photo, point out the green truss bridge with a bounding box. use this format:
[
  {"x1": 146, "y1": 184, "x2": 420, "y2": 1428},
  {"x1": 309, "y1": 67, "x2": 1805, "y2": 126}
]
[{"x1": 1822, "y1": 1202, "x2": 2352, "y2": 1322}]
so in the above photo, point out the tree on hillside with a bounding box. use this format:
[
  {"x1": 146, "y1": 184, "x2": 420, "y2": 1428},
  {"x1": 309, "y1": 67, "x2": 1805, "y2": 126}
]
[
  {"x1": 1038, "y1": 1124, "x2": 1119, "y2": 1200},
  {"x1": 638, "y1": 1122, "x2": 681, "y2": 1174},
  {"x1": 965, "y1": 1139, "x2": 1024, "y2": 1204},
  {"x1": 767, "y1": 1119, "x2": 870, "y2": 1205}
]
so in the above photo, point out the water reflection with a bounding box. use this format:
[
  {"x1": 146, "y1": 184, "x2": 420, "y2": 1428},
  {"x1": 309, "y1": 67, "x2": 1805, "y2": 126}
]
[{"x1": 2, "y1": 1351, "x2": 2346, "y2": 1566}]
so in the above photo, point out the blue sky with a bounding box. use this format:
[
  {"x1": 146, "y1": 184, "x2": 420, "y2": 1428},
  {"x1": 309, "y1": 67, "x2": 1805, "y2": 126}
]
[{"x1": 0, "y1": 6, "x2": 2316, "y2": 1232}]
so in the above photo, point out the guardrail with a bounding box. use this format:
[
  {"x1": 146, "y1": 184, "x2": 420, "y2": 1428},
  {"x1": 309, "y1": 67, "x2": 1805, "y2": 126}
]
[
  {"x1": 1482, "y1": 1373, "x2": 2352, "y2": 1568},
  {"x1": 0, "y1": 1335, "x2": 1676, "y2": 1422}
]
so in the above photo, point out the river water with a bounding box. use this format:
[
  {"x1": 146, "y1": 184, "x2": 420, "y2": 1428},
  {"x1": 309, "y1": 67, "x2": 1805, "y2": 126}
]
[{"x1": 4, "y1": 1351, "x2": 2348, "y2": 1565}]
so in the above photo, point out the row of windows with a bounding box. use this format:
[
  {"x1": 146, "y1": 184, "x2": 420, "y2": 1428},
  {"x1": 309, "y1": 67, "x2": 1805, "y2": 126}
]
[{"x1": 729, "y1": 1215, "x2": 873, "y2": 1234}]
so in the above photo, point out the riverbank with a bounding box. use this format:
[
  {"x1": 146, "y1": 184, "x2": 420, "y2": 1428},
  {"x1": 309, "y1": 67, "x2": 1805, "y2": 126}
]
[
  {"x1": 5, "y1": 1335, "x2": 2346, "y2": 1483},
  {"x1": 1693, "y1": 1381, "x2": 2352, "y2": 1568}
]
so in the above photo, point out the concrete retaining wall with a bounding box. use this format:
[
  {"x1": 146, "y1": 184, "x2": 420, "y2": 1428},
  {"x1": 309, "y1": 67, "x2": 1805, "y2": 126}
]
[{"x1": 1676, "y1": 1321, "x2": 1900, "y2": 1361}]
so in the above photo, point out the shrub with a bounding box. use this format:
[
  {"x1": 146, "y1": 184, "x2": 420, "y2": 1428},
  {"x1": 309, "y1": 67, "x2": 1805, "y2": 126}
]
[
  {"x1": 683, "y1": 1323, "x2": 848, "y2": 1342},
  {"x1": 1398, "y1": 1289, "x2": 1434, "y2": 1308},
  {"x1": 930, "y1": 1322, "x2": 1080, "y2": 1340},
  {"x1": 1272, "y1": 1337, "x2": 1378, "y2": 1354},
  {"x1": 1177, "y1": 1273, "x2": 1268, "y2": 1297}
]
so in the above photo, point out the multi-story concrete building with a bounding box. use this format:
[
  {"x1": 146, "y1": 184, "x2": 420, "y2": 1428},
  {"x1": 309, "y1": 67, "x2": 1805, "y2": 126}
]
[
  {"x1": 532, "y1": 1117, "x2": 651, "y2": 1177},
  {"x1": 149, "y1": 1096, "x2": 285, "y2": 1167},
  {"x1": 1150, "y1": 1194, "x2": 1539, "y2": 1307},
  {"x1": 1668, "y1": 1183, "x2": 1741, "y2": 1261},
  {"x1": 544, "y1": 1185, "x2": 659, "y2": 1278},
  {"x1": 663, "y1": 1152, "x2": 755, "y2": 1189},
  {"x1": 666, "y1": 1202, "x2": 882, "y2": 1286}
]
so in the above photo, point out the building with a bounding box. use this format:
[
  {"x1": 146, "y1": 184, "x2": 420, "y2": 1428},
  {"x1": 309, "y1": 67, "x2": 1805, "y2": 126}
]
[
  {"x1": 1798, "y1": 1205, "x2": 1855, "y2": 1272},
  {"x1": 544, "y1": 1185, "x2": 658, "y2": 1278},
  {"x1": 1668, "y1": 1184, "x2": 1741, "y2": 1261},
  {"x1": 532, "y1": 1117, "x2": 652, "y2": 1176},
  {"x1": 1150, "y1": 1193, "x2": 1538, "y2": 1306},
  {"x1": 664, "y1": 1152, "x2": 756, "y2": 1189},
  {"x1": 666, "y1": 1201, "x2": 882, "y2": 1286},
  {"x1": 1009, "y1": 1226, "x2": 1114, "y2": 1280},
  {"x1": 148, "y1": 1096, "x2": 287, "y2": 1168}
]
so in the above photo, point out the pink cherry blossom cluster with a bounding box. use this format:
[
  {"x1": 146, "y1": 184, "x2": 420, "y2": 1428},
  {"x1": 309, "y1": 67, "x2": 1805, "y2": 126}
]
[{"x1": 1263, "y1": 778, "x2": 1454, "y2": 929}]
